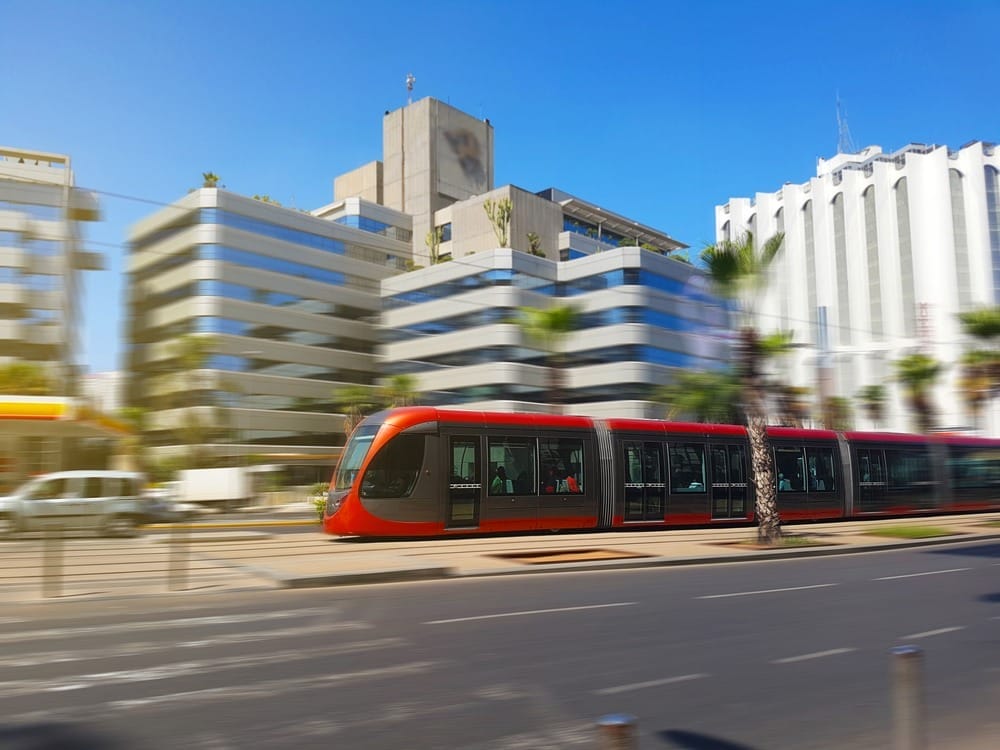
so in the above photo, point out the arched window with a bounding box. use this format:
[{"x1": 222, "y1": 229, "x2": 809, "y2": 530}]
[
  {"x1": 721, "y1": 220, "x2": 730, "y2": 242},
  {"x1": 802, "y1": 201, "x2": 817, "y2": 329},
  {"x1": 986, "y1": 166, "x2": 1000, "y2": 303},
  {"x1": 950, "y1": 169, "x2": 971, "y2": 308},
  {"x1": 863, "y1": 186, "x2": 883, "y2": 338},
  {"x1": 895, "y1": 178, "x2": 916, "y2": 338},
  {"x1": 832, "y1": 193, "x2": 850, "y2": 345}
]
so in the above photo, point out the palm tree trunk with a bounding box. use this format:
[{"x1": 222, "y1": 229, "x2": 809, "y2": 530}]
[
  {"x1": 747, "y1": 410, "x2": 780, "y2": 543},
  {"x1": 740, "y1": 327, "x2": 781, "y2": 544}
]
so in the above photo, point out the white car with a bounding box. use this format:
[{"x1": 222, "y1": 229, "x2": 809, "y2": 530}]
[{"x1": 0, "y1": 470, "x2": 146, "y2": 537}]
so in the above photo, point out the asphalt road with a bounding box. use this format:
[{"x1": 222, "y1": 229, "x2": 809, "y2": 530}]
[{"x1": 1, "y1": 540, "x2": 998, "y2": 749}]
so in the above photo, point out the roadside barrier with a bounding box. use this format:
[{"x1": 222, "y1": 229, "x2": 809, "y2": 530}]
[
  {"x1": 597, "y1": 713, "x2": 637, "y2": 749},
  {"x1": 168, "y1": 522, "x2": 190, "y2": 591},
  {"x1": 891, "y1": 645, "x2": 925, "y2": 750}
]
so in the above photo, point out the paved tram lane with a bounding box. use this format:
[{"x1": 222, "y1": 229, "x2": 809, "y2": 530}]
[{"x1": 0, "y1": 540, "x2": 998, "y2": 749}]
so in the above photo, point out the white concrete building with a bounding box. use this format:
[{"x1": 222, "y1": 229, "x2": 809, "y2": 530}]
[{"x1": 717, "y1": 141, "x2": 1000, "y2": 433}]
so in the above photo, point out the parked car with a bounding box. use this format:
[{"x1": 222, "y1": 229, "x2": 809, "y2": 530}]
[{"x1": 0, "y1": 471, "x2": 146, "y2": 537}]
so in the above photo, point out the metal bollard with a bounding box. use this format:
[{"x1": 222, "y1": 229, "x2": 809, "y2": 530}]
[
  {"x1": 596, "y1": 713, "x2": 637, "y2": 750},
  {"x1": 41, "y1": 522, "x2": 63, "y2": 598},
  {"x1": 891, "y1": 645, "x2": 925, "y2": 750},
  {"x1": 167, "y1": 521, "x2": 189, "y2": 591}
]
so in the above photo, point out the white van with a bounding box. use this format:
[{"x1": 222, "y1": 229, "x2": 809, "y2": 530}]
[{"x1": 0, "y1": 471, "x2": 146, "y2": 537}]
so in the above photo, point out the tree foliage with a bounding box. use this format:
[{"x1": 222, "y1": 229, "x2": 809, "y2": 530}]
[
  {"x1": 655, "y1": 371, "x2": 743, "y2": 424},
  {"x1": 0, "y1": 361, "x2": 52, "y2": 395},
  {"x1": 517, "y1": 304, "x2": 579, "y2": 412},
  {"x1": 893, "y1": 353, "x2": 942, "y2": 433}
]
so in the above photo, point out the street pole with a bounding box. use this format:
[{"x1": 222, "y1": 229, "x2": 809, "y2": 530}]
[{"x1": 891, "y1": 645, "x2": 925, "y2": 750}]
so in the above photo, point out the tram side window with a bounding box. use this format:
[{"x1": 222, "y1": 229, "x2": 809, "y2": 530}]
[
  {"x1": 488, "y1": 437, "x2": 537, "y2": 495},
  {"x1": 360, "y1": 434, "x2": 425, "y2": 499},
  {"x1": 774, "y1": 447, "x2": 804, "y2": 491},
  {"x1": 538, "y1": 437, "x2": 585, "y2": 493},
  {"x1": 669, "y1": 443, "x2": 706, "y2": 493},
  {"x1": 947, "y1": 447, "x2": 1000, "y2": 490},
  {"x1": 805, "y1": 447, "x2": 837, "y2": 492},
  {"x1": 885, "y1": 449, "x2": 933, "y2": 489}
]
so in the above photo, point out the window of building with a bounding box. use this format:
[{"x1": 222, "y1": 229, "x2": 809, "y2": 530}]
[
  {"x1": 949, "y1": 170, "x2": 972, "y2": 310},
  {"x1": 832, "y1": 193, "x2": 851, "y2": 346},
  {"x1": 985, "y1": 166, "x2": 1000, "y2": 302},
  {"x1": 895, "y1": 178, "x2": 916, "y2": 337},
  {"x1": 863, "y1": 186, "x2": 883, "y2": 338}
]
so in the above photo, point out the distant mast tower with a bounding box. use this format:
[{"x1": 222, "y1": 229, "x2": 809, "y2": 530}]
[
  {"x1": 406, "y1": 73, "x2": 416, "y2": 105},
  {"x1": 836, "y1": 94, "x2": 856, "y2": 154}
]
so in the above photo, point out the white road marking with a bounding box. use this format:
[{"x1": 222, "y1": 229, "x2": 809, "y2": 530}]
[
  {"x1": 875, "y1": 568, "x2": 970, "y2": 581},
  {"x1": 108, "y1": 661, "x2": 439, "y2": 710},
  {"x1": 0, "y1": 638, "x2": 405, "y2": 698},
  {"x1": 594, "y1": 673, "x2": 708, "y2": 695},
  {"x1": 0, "y1": 621, "x2": 368, "y2": 668},
  {"x1": 772, "y1": 648, "x2": 857, "y2": 664},
  {"x1": 425, "y1": 602, "x2": 636, "y2": 625},
  {"x1": 697, "y1": 583, "x2": 838, "y2": 600},
  {"x1": 900, "y1": 626, "x2": 966, "y2": 640},
  {"x1": 0, "y1": 607, "x2": 332, "y2": 644},
  {"x1": 3, "y1": 662, "x2": 442, "y2": 724}
]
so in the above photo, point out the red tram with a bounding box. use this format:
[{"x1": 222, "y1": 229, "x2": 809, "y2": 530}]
[{"x1": 322, "y1": 407, "x2": 1000, "y2": 537}]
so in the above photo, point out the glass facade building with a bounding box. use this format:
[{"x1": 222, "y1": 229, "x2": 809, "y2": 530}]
[
  {"x1": 126, "y1": 189, "x2": 410, "y2": 481},
  {"x1": 380, "y1": 247, "x2": 728, "y2": 417}
]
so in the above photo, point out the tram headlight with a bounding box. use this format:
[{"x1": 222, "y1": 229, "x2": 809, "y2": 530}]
[{"x1": 325, "y1": 490, "x2": 345, "y2": 515}]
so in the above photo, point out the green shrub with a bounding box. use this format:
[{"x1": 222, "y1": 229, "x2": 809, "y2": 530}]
[{"x1": 310, "y1": 483, "x2": 328, "y2": 522}]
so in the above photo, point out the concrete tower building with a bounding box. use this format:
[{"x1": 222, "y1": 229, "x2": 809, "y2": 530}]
[{"x1": 717, "y1": 141, "x2": 1000, "y2": 433}]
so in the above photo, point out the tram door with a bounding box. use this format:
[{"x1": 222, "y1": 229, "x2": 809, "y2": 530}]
[
  {"x1": 447, "y1": 436, "x2": 481, "y2": 528},
  {"x1": 623, "y1": 441, "x2": 666, "y2": 522},
  {"x1": 856, "y1": 448, "x2": 888, "y2": 513},
  {"x1": 710, "y1": 444, "x2": 749, "y2": 519}
]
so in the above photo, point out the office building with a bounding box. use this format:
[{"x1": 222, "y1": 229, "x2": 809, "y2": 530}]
[
  {"x1": 381, "y1": 246, "x2": 726, "y2": 417},
  {"x1": 125, "y1": 188, "x2": 412, "y2": 482},
  {"x1": 718, "y1": 141, "x2": 1000, "y2": 433},
  {"x1": 0, "y1": 146, "x2": 107, "y2": 485}
]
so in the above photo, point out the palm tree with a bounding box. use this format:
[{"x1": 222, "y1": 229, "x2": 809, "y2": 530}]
[
  {"x1": 857, "y1": 384, "x2": 887, "y2": 429},
  {"x1": 957, "y1": 350, "x2": 992, "y2": 430},
  {"x1": 958, "y1": 307, "x2": 1000, "y2": 430},
  {"x1": 701, "y1": 230, "x2": 785, "y2": 544},
  {"x1": 654, "y1": 370, "x2": 743, "y2": 424},
  {"x1": 0, "y1": 361, "x2": 52, "y2": 395},
  {"x1": 383, "y1": 374, "x2": 418, "y2": 408},
  {"x1": 822, "y1": 396, "x2": 853, "y2": 431},
  {"x1": 202, "y1": 172, "x2": 220, "y2": 188},
  {"x1": 893, "y1": 353, "x2": 943, "y2": 433},
  {"x1": 517, "y1": 304, "x2": 580, "y2": 413},
  {"x1": 334, "y1": 384, "x2": 382, "y2": 437}
]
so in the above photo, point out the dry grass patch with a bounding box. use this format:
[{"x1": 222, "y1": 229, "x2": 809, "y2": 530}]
[{"x1": 863, "y1": 525, "x2": 957, "y2": 539}]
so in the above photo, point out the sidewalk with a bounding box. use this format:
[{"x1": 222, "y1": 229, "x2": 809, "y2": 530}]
[{"x1": 3, "y1": 512, "x2": 999, "y2": 603}]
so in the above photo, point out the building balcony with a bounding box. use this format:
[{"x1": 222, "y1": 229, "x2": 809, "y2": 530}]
[
  {"x1": 0, "y1": 319, "x2": 22, "y2": 340},
  {"x1": 0, "y1": 247, "x2": 25, "y2": 269},
  {"x1": 0, "y1": 283, "x2": 25, "y2": 308}
]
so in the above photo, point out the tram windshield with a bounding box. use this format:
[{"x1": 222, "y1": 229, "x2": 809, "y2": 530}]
[{"x1": 334, "y1": 423, "x2": 380, "y2": 490}]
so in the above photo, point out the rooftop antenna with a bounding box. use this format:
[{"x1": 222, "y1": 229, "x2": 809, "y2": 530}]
[
  {"x1": 836, "y1": 93, "x2": 856, "y2": 154},
  {"x1": 406, "y1": 73, "x2": 416, "y2": 105}
]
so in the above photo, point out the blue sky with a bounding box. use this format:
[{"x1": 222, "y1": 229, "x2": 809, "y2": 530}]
[{"x1": 4, "y1": 0, "x2": 999, "y2": 375}]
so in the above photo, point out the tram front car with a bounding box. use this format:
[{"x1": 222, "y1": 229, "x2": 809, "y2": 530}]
[{"x1": 324, "y1": 408, "x2": 439, "y2": 537}]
